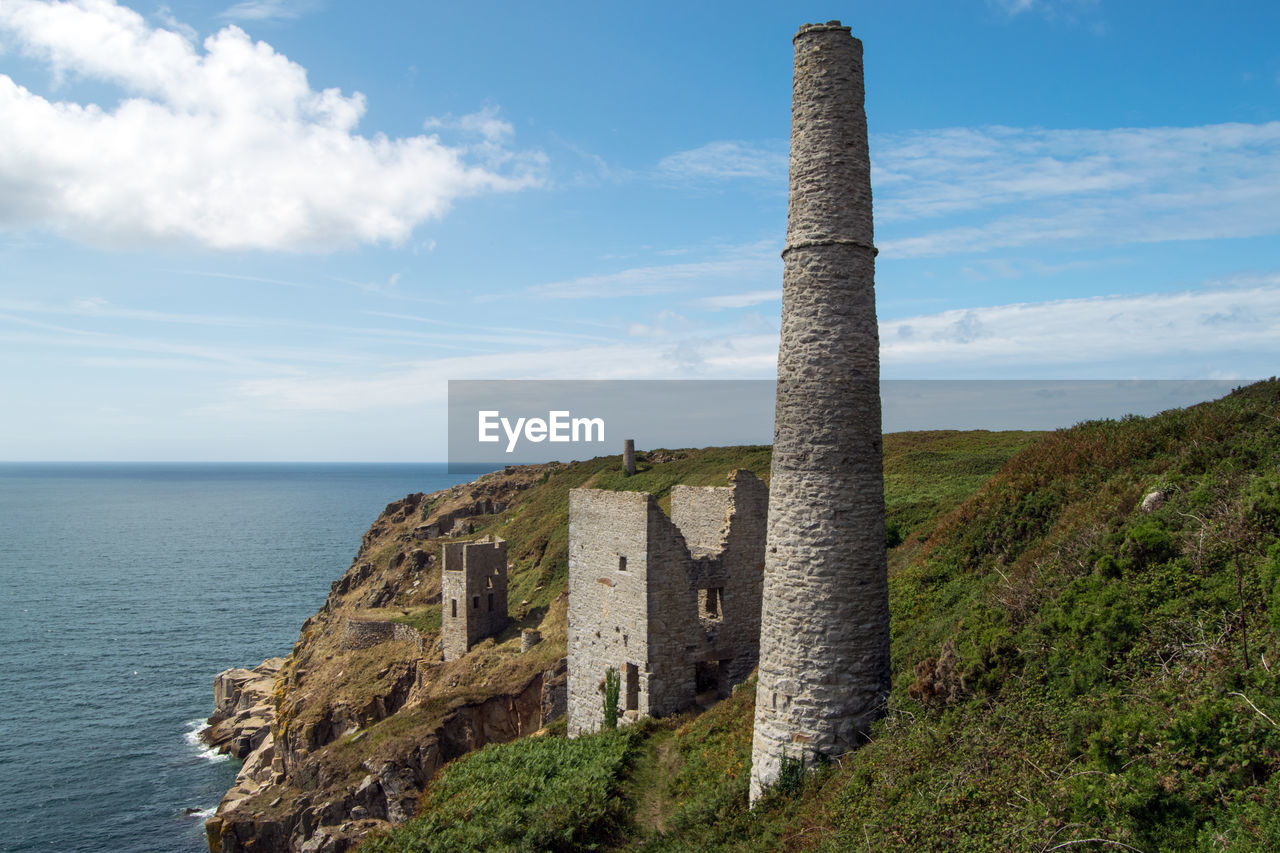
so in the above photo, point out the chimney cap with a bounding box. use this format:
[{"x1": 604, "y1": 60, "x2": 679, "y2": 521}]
[{"x1": 795, "y1": 21, "x2": 853, "y2": 39}]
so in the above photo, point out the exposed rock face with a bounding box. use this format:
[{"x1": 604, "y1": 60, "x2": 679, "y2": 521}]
[
  {"x1": 203, "y1": 465, "x2": 568, "y2": 853},
  {"x1": 203, "y1": 659, "x2": 284, "y2": 760},
  {"x1": 205, "y1": 670, "x2": 557, "y2": 852},
  {"x1": 750, "y1": 21, "x2": 890, "y2": 801}
]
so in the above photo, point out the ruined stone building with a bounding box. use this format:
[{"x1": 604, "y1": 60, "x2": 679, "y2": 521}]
[
  {"x1": 750, "y1": 21, "x2": 891, "y2": 801},
  {"x1": 441, "y1": 535, "x2": 509, "y2": 661},
  {"x1": 566, "y1": 470, "x2": 767, "y2": 736}
]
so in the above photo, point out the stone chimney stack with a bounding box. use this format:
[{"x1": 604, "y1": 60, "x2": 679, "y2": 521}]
[
  {"x1": 623, "y1": 439, "x2": 636, "y2": 476},
  {"x1": 749, "y1": 21, "x2": 889, "y2": 802}
]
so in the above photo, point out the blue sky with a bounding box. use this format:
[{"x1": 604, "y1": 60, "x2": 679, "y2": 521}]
[{"x1": 1, "y1": 0, "x2": 1278, "y2": 461}]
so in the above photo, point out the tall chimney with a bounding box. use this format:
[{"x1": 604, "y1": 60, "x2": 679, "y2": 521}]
[{"x1": 749, "y1": 21, "x2": 889, "y2": 802}]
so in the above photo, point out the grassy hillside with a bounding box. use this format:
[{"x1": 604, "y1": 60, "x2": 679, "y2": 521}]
[
  {"x1": 220, "y1": 428, "x2": 1030, "y2": 851},
  {"x1": 361, "y1": 380, "x2": 1280, "y2": 853},
  {"x1": 459, "y1": 432, "x2": 1033, "y2": 621}
]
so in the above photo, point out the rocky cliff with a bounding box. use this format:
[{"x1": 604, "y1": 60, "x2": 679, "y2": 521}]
[
  {"x1": 197, "y1": 438, "x2": 1036, "y2": 851},
  {"x1": 202, "y1": 464, "x2": 570, "y2": 853}
]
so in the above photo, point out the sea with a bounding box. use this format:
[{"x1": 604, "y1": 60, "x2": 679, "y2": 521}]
[{"x1": 0, "y1": 463, "x2": 482, "y2": 853}]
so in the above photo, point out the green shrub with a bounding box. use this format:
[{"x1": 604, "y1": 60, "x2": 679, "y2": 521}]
[
  {"x1": 1120, "y1": 520, "x2": 1178, "y2": 571},
  {"x1": 1264, "y1": 543, "x2": 1280, "y2": 632},
  {"x1": 362, "y1": 729, "x2": 639, "y2": 853},
  {"x1": 1095, "y1": 553, "x2": 1121, "y2": 578},
  {"x1": 774, "y1": 751, "x2": 806, "y2": 798},
  {"x1": 603, "y1": 666, "x2": 620, "y2": 730}
]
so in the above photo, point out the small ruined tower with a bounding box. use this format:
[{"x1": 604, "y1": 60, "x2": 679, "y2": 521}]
[
  {"x1": 623, "y1": 439, "x2": 637, "y2": 476},
  {"x1": 749, "y1": 21, "x2": 890, "y2": 801},
  {"x1": 441, "y1": 536, "x2": 509, "y2": 661}
]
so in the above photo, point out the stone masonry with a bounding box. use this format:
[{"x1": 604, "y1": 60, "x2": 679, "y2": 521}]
[
  {"x1": 341, "y1": 618, "x2": 425, "y2": 652},
  {"x1": 749, "y1": 21, "x2": 891, "y2": 801},
  {"x1": 567, "y1": 470, "x2": 767, "y2": 736},
  {"x1": 441, "y1": 535, "x2": 509, "y2": 661}
]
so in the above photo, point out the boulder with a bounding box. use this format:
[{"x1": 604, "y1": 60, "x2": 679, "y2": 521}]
[{"x1": 1140, "y1": 490, "x2": 1167, "y2": 513}]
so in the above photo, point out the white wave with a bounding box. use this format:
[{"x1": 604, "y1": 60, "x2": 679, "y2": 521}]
[
  {"x1": 184, "y1": 718, "x2": 230, "y2": 764},
  {"x1": 187, "y1": 806, "x2": 218, "y2": 820}
]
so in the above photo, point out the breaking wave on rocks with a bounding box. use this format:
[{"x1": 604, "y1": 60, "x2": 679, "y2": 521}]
[
  {"x1": 186, "y1": 718, "x2": 232, "y2": 764},
  {"x1": 0, "y1": 463, "x2": 475, "y2": 853}
]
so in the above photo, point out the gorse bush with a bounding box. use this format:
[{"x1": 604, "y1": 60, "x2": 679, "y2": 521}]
[
  {"x1": 361, "y1": 729, "x2": 639, "y2": 853},
  {"x1": 362, "y1": 381, "x2": 1280, "y2": 852}
]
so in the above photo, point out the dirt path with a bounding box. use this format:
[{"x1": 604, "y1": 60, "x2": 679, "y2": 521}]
[{"x1": 627, "y1": 729, "x2": 684, "y2": 840}]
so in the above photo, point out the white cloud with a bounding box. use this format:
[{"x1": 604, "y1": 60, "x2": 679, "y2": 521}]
[
  {"x1": 0, "y1": 0, "x2": 543, "y2": 251},
  {"x1": 165, "y1": 269, "x2": 308, "y2": 288},
  {"x1": 0, "y1": 310, "x2": 338, "y2": 370},
  {"x1": 0, "y1": 297, "x2": 628, "y2": 369},
  {"x1": 627, "y1": 309, "x2": 691, "y2": 338},
  {"x1": 231, "y1": 333, "x2": 783, "y2": 413},
  {"x1": 987, "y1": 0, "x2": 1100, "y2": 21},
  {"x1": 658, "y1": 122, "x2": 1280, "y2": 260},
  {"x1": 657, "y1": 141, "x2": 787, "y2": 182},
  {"x1": 694, "y1": 290, "x2": 781, "y2": 310},
  {"x1": 173, "y1": 276, "x2": 1280, "y2": 416},
  {"x1": 218, "y1": 0, "x2": 316, "y2": 22},
  {"x1": 990, "y1": 0, "x2": 1037, "y2": 13},
  {"x1": 424, "y1": 104, "x2": 513, "y2": 144},
  {"x1": 873, "y1": 122, "x2": 1280, "y2": 258},
  {"x1": 153, "y1": 5, "x2": 197, "y2": 40},
  {"x1": 529, "y1": 242, "x2": 779, "y2": 299},
  {"x1": 361, "y1": 310, "x2": 615, "y2": 344},
  {"x1": 957, "y1": 257, "x2": 1122, "y2": 281},
  {"x1": 881, "y1": 279, "x2": 1280, "y2": 371},
  {"x1": 422, "y1": 104, "x2": 540, "y2": 172}
]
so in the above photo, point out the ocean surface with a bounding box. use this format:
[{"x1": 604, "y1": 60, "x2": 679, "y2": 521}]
[{"x1": 0, "y1": 463, "x2": 482, "y2": 853}]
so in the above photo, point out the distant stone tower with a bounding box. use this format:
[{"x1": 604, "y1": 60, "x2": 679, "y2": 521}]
[
  {"x1": 441, "y1": 536, "x2": 509, "y2": 661},
  {"x1": 623, "y1": 439, "x2": 637, "y2": 476},
  {"x1": 749, "y1": 22, "x2": 890, "y2": 801}
]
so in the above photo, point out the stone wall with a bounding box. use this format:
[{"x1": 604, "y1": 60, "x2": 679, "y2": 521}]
[
  {"x1": 567, "y1": 470, "x2": 767, "y2": 736},
  {"x1": 686, "y1": 470, "x2": 768, "y2": 690},
  {"x1": 340, "y1": 619, "x2": 424, "y2": 652},
  {"x1": 441, "y1": 536, "x2": 509, "y2": 661},
  {"x1": 566, "y1": 489, "x2": 653, "y2": 736},
  {"x1": 670, "y1": 485, "x2": 734, "y2": 556}
]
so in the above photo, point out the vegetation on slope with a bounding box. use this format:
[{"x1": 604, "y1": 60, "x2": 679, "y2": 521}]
[
  {"x1": 361, "y1": 729, "x2": 643, "y2": 853},
  {"x1": 238, "y1": 427, "x2": 1018, "y2": 840},
  {"x1": 360, "y1": 380, "x2": 1280, "y2": 852}
]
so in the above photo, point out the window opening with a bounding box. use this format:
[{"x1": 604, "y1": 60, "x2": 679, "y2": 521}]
[{"x1": 624, "y1": 663, "x2": 639, "y2": 711}]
